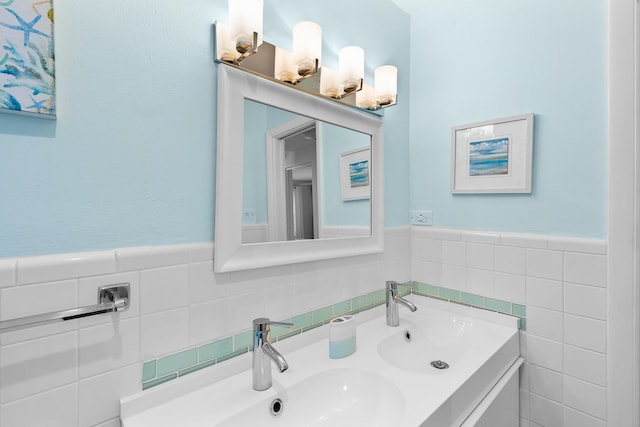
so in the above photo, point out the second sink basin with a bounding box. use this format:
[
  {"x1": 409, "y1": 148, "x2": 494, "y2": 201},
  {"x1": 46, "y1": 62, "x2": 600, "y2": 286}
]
[
  {"x1": 377, "y1": 308, "x2": 515, "y2": 375},
  {"x1": 217, "y1": 368, "x2": 405, "y2": 427}
]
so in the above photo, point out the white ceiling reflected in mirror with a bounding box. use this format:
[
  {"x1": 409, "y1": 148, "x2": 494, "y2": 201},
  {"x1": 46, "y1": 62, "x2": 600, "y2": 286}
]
[
  {"x1": 215, "y1": 65, "x2": 383, "y2": 273},
  {"x1": 242, "y1": 99, "x2": 371, "y2": 244}
]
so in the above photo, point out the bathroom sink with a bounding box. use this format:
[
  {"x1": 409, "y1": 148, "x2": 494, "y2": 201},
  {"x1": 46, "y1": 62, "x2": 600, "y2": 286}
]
[
  {"x1": 377, "y1": 309, "x2": 514, "y2": 375},
  {"x1": 216, "y1": 368, "x2": 405, "y2": 427}
]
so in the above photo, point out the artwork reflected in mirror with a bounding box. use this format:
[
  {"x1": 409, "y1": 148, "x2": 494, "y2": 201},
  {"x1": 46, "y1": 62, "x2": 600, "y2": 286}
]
[{"x1": 242, "y1": 99, "x2": 371, "y2": 244}]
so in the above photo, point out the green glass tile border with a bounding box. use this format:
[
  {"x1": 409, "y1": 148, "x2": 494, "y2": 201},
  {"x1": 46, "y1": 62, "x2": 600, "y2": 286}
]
[
  {"x1": 199, "y1": 337, "x2": 233, "y2": 362},
  {"x1": 142, "y1": 373, "x2": 177, "y2": 390},
  {"x1": 157, "y1": 349, "x2": 198, "y2": 378},
  {"x1": 460, "y1": 292, "x2": 484, "y2": 307},
  {"x1": 140, "y1": 288, "x2": 388, "y2": 390},
  {"x1": 439, "y1": 287, "x2": 461, "y2": 302},
  {"x1": 512, "y1": 303, "x2": 527, "y2": 318},
  {"x1": 485, "y1": 297, "x2": 512, "y2": 314},
  {"x1": 411, "y1": 281, "x2": 527, "y2": 330},
  {"x1": 142, "y1": 360, "x2": 156, "y2": 382}
]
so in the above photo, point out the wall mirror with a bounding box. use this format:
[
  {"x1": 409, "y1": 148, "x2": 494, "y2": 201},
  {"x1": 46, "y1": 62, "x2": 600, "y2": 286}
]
[{"x1": 215, "y1": 65, "x2": 384, "y2": 272}]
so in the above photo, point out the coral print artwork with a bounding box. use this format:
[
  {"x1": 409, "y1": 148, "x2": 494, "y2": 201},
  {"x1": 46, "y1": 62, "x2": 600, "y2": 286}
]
[{"x1": 0, "y1": 0, "x2": 55, "y2": 118}]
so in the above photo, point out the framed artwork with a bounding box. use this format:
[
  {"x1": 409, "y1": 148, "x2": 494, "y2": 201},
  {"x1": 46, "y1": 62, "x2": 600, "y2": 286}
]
[
  {"x1": 0, "y1": 0, "x2": 56, "y2": 118},
  {"x1": 339, "y1": 147, "x2": 371, "y2": 201},
  {"x1": 451, "y1": 113, "x2": 534, "y2": 193}
]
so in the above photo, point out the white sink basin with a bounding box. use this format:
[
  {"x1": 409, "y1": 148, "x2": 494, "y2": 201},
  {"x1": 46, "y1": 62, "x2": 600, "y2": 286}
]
[
  {"x1": 217, "y1": 368, "x2": 405, "y2": 426},
  {"x1": 377, "y1": 309, "x2": 514, "y2": 375}
]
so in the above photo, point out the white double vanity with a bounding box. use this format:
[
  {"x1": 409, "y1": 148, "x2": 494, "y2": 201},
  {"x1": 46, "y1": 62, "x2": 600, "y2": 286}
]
[{"x1": 121, "y1": 296, "x2": 521, "y2": 426}]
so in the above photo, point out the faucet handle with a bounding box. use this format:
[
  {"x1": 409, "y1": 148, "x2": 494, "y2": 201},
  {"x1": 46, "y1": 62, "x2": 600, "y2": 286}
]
[
  {"x1": 252, "y1": 318, "x2": 294, "y2": 330},
  {"x1": 386, "y1": 280, "x2": 411, "y2": 289},
  {"x1": 269, "y1": 320, "x2": 294, "y2": 328}
]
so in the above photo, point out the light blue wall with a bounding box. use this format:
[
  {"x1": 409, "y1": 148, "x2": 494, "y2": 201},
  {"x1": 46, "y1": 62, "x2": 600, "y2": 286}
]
[
  {"x1": 409, "y1": 0, "x2": 607, "y2": 237},
  {"x1": 0, "y1": 0, "x2": 410, "y2": 258}
]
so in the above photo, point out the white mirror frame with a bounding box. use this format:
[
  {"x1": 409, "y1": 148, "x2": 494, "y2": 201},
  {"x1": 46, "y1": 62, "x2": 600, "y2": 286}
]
[{"x1": 215, "y1": 64, "x2": 384, "y2": 272}]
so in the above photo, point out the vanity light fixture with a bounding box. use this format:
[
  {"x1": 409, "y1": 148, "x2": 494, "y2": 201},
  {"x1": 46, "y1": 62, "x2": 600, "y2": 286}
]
[{"x1": 214, "y1": 1, "x2": 397, "y2": 112}]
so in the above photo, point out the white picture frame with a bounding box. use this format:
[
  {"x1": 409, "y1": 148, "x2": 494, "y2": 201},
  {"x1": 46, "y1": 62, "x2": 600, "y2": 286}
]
[
  {"x1": 451, "y1": 113, "x2": 534, "y2": 194},
  {"x1": 339, "y1": 147, "x2": 371, "y2": 201}
]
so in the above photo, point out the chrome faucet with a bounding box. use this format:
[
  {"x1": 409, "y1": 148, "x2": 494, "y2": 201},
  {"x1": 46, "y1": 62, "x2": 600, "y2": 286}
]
[
  {"x1": 252, "y1": 317, "x2": 293, "y2": 391},
  {"x1": 386, "y1": 281, "x2": 417, "y2": 327}
]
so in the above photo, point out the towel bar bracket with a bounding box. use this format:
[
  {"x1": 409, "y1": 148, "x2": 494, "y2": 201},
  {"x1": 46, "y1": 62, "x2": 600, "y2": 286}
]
[{"x1": 99, "y1": 283, "x2": 130, "y2": 311}]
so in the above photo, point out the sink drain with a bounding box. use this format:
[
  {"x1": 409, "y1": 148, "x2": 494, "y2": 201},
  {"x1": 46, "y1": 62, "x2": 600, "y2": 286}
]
[
  {"x1": 270, "y1": 398, "x2": 284, "y2": 417},
  {"x1": 430, "y1": 360, "x2": 449, "y2": 370},
  {"x1": 404, "y1": 330, "x2": 412, "y2": 342}
]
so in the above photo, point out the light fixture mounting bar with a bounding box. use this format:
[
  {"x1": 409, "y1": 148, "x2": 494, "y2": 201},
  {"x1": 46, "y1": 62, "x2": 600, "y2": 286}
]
[{"x1": 213, "y1": 22, "x2": 395, "y2": 114}]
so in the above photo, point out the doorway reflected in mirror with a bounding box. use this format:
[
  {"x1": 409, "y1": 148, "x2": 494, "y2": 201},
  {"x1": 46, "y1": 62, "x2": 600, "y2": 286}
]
[{"x1": 242, "y1": 99, "x2": 371, "y2": 244}]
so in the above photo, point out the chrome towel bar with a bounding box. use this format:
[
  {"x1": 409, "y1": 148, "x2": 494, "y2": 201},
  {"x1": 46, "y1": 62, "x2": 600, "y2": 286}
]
[{"x1": 0, "y1": 283, "x2": 130, "y2": 333}]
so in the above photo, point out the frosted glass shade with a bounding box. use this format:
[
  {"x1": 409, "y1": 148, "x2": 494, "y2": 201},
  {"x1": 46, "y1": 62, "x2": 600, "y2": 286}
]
[
  {"x1": 229, "y1": 0, "x2": 263, "y2": 53},
  {"x1": 275, "y1": 47, "x2": 298, "y2": 83},
  {"x1": 374, "y1": 65, "x2": 397, "y2": 106},
  {"x1": 339, "y1": 46, "x2": 364, "y2": 93},
  {"x1": 356, "y1": 84, "x2": 377, "y2": 109},
  {"x1": 320, "y1": 67, "x2": 342, "y2": 98},
  {"x1": 293, "y1": 21, "x2": 322, "y2": 76}
]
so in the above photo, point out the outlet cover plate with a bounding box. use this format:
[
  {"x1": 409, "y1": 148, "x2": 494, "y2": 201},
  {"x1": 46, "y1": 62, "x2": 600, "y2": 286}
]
[{"x1": 410, "y1": 210, "x2": 433, "y2": 226}]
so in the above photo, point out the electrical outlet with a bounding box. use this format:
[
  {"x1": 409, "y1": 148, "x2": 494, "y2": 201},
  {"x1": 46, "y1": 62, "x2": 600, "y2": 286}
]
[
  {"x1": 243, "y1": 209, "x2": 256, "y2": 224},
  {"x1": 410, "y1": 210, "x2": 433, "y2": 226}
]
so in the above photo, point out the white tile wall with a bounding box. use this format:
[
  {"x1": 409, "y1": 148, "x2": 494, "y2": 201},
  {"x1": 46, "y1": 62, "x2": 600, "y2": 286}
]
[
  {"x1": 564, "y1": 252, "x2": 607, "y2": 287},
  {"x1": 526, "y1": 306, "x2": 563, "y2": 342},
  {"x1": 526, "y1": 277, "x2": 563, "y2": 311},
  {"x1": 1, "y1": 331, "x2": 77, "y2": 403},
  {"x1": 526, "y1": 334, "x2": 563, "y2": 372},
  {"x1": 139, "y1": 265, "x2": 189, "y2": 314},
  {"x1": 466, "y1": 243, "x2": 494, "y2": 270},
  {"x1": 0, "y1": 226, "x2": 607, "y2": 426},
  {"x1": 140, "y1": 308, "x2": 190, "y2": 359},
  {"x1": 0, "y1": 259, "x2": 16, "y2": 289},
  {"x1": 564, "y1": 314, "x2": 607, "y2": 353},
  {"x1": 78, "y1": 318, "x2": 140, "y2": 379},
  {"x1": 564, "y1": 283, "x2": 606, "y2": 320},
  {"x1": 466, "y1": 268, "x2": 493, "y2": 296},
  {"x1": 0, "y1": 227, "x2": 410, "y2": 426},
  {"x1": 16, "y1": 251, "x2": 116, "y2": 285},
  {"x1": 494, "y1": 272, "x2": 525, "y2": 304},
  {"x1": 526, "y1": 249, "x2": 563, "y2": 280},
  {"x1": 78, "y1": 364, "x2": 139, "y2": 426},
  {"x1": 411, "y1": 227, "x2": 608, "y2": 425},
  {"x1": 495, "y1": 245, "x2": 526, "y2": 275},
  {"x1": 564, "y1": 344, "x2": 606, "y2": 387},
  {"x1": 529, "y1": 392, "x2": 564, "y2": 427},
  {"x1": 1, "y1": 384, "x2": 78, "y2": 427},
  {"x1": 564, "y1": 375, "x2": 607, "y2": 420},
  {"x1": 0, "y1": 279, "x2": 77, "y2": 321}
]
